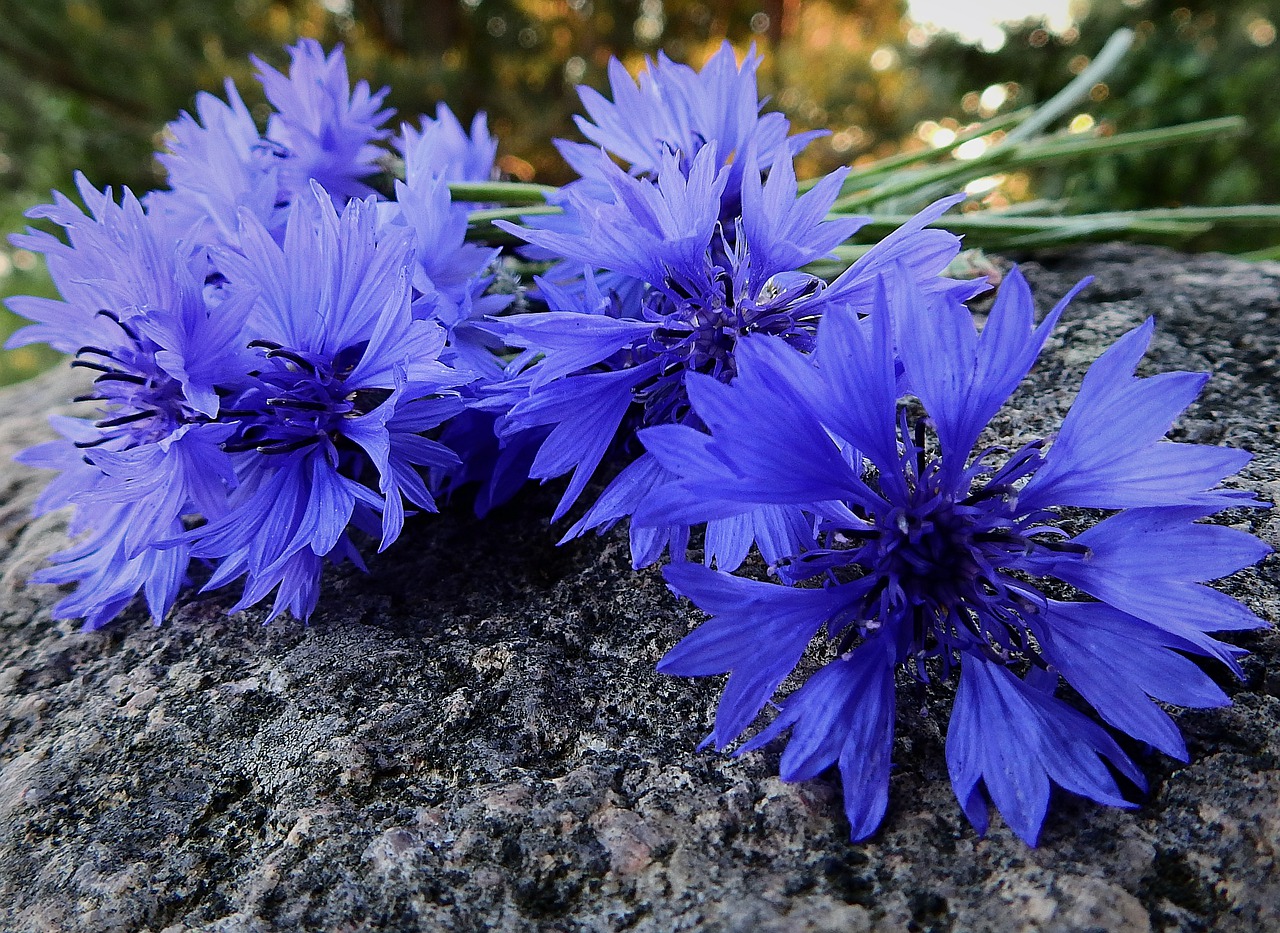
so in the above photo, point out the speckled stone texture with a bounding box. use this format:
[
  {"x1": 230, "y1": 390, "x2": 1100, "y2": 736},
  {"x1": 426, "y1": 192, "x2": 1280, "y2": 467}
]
[{"x1": 0, "y1": 244, "x2": 1277, "y2": 933}]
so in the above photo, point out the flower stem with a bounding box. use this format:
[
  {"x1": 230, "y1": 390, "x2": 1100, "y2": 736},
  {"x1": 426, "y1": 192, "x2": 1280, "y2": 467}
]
[
  {"x1": 798, "y1": 108, "x2": 1032, "y2": 195},
  {"x1": 998, "y1": 28, "x2": 1134, "y2": 146},
  {"x1": 449, "y1": 181, "x2": 559, "y2": 204},
  {"x1": 468, "y1": 204, "x2": 563, "y2": 224},
  {"x1": 829, "y1": 117, "x2": 1246, "y2": 212}
]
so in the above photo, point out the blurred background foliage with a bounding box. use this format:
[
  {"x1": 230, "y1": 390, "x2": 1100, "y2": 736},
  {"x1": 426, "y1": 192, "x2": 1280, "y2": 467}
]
[{"x1": 2, "y1": 0, "x2": 1278, "y2": 384}]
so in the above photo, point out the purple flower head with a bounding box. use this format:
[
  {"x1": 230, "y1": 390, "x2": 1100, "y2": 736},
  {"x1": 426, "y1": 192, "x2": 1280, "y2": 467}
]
[
  {"x1": 384, "y1": 170, "x2": 511, "y2": 378},
  {"x1": 147, "y1": 40, "x2": 393, "y2": 247},
  {"x1": 398, "y1": 104, "x2": 499, "y2": 189},
  {"x1": 7, "y1": 179, "x2": 250, "y2": 628},
  {"x1": 524, "y1": 42, "x2": 825, "y2": 301},
  {"x1": 145, "y1": 82, "x2": 285, "y2": 248},
  {"x1": 181, "y1": 185, "x2": 469, "y2": 621},
  {"x1": 491, "y1": 148, "x2": 973, "y2": 568},
  {"x1": 379, "y1": 170, "x2": 525, "y2": 517},
  {"x1": 373, "y1": 121, "x2": 517, "y2": 516},
  {"x1": 563, "y1": 41, "x2": 821, "y2": 218},
  {"x1": 381, "y1": 104, "x2": 509, "y2": 374},
  {"x1": 639, "y1": 268, "x2": 1269, "y2": 844},
  {"x1": 254, "y1": 39, "x2": 394, "y2": 205}
]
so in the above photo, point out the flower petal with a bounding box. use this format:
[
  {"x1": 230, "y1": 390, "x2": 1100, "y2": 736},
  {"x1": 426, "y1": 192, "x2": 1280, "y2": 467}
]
[
  {"x1": 1035, "y1": 600, "x2": 1230, "y2": 760},
  {"x1": 895, "y1": 266, "x2": 1085, "y2": 473},
  {"x1": 947, "y1": 659, "x2": 1142, "y2": 846},
  {"x1": 1021, "y1": 319, "x2": 1261, "y2": 510},
  {"x1": 660, "y1": 563, "x2": 851, "y2": 749},
  {"x1": 741, "y1": 640, "x2": 897, "y2": 840},
  {"x1": 813, "y1": 277, "x2": 901, "y2": 475}
]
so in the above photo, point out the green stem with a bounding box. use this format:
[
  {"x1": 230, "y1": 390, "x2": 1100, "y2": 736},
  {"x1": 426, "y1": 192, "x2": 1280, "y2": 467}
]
[
  {"x1": 468, "y1": 204, "x2": 564, "y2": 224},
  {"x1": 797, "y1": 108, "x2": 1031, "y2": 195},
  {"x1": 1072, "y1": 204, "x2": 1280, "y2": 225},
  {"x1": 998, "y1": 28, "x2": 1134, "y2": 146},
  {"x1": 829, "y1": 116, "x2": 1246, "y2": 212},
  {"x1": 999, "y1": 219, "x2": 1212, "y2": 250},
  {"x1": 837, "y1": 213, "x2": 1222, "y2": 238},
  {"x1": 449, "y1": 181, "x2": 559, "y2": 204},
  {"x1": 464, "y1": 225, "x2": 527, "y2": 245},
  {"x1": 984, "y1": 198, "x2": 1069, "y2": 216},
  {"x1": 997, "y1": 117, "x2": 1245, "y2": 167}
]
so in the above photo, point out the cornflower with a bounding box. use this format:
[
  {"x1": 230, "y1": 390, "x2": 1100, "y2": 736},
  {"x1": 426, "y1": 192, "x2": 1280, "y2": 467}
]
[
  {"x1": 492, "y1": 145, "x2": 977, "y2": 568},
  {"x1": 556, "y1": 41, "x2": 821, "y2": 218},
  {"x1": 180, "y1": 186, "x2": 469, "y2": 621},
  {"x1": 146, "y1": 39, "x2": 393, "y2": 247},
  {"x1": 638, "y1": 268, "x2": 1270, "y2": 843},
  {"x1": 6, "y1": 177, "x2": 250, "y2": 628},
  {"x1": 398, "y1": 104, "x2": 499, "y2": 189}
]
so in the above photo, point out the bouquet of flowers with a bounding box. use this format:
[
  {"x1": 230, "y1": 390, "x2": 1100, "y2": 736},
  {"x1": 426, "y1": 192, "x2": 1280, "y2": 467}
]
[{"x1": 5, "y1": 38, "x2": 1270, "y2": 846}]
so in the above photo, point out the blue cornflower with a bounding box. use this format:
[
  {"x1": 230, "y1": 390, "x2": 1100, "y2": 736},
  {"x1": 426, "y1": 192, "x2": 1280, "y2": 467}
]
[
  {"x1": 386, "y1": 169, "x2": 525, "y2": 518},
  {"x1": 398, "y1": 104, "x2": 499, "y2": 189},
  {"x1": 181, "y1": 185, "x2": 469, "y2": 621},
  {"x1": 491, "y1": 144, "x2": 977, "y2": 568},
  {"x1": 376, "y1": 105, "x2": 535, "y2": 515},
  {"x1": 147, "y1": 40, "x2": 393, "y2": 247},
  {"x1": 560, "y1": 41, "x2": 821, "y2": 218},
  {"x1": 383, "y1": 163, "x2": 512, "y2": 378},
  {"x1": 145, "y1": 80, "x2": 284, "y2": 249},
  {"x1": 638, "y1": 268, "x2": 1270, "y2": 844},
  {"x1": 378, "y1": 117, "x2": 523, "y2": 515},
  {"x1": 7, "y1": 178, "x2": 250, "y2": 629},
  {"x1": 254, "y1": 39, "x2": 394, "y2": 206},
  {"x1": 526, "y1": 41, "x2": 824, "y2": 303}
]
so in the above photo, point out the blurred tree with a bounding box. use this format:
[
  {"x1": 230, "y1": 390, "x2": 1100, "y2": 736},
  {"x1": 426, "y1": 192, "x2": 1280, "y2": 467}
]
[
  {"x1": 0, "y1": 0, "x2": 924, "y2": 213},
  {"x1": 768, "y1": 0, "x2": 920, "y2": 176},
  {"x1": 0, "y1": 1, "x2": 297, "y2": 229}
]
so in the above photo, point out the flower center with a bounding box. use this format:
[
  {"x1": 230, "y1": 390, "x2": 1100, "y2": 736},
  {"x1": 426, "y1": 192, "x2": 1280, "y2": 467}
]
[
  {"x1": 783, "y1": 418, "x2": 1089, "y2": 672},
  {"x1": 861, "y1": 481, "x2": 1038, "y2": 657},
  {"x1": 71, "y1": 310, "x2": 190, "y2": 454},
  {"x1": 221, "y1": 340, "x2": 387, "y2": 455},
  {"x1": 632, "y1": 260, "x2": 823, "y2": 425}
]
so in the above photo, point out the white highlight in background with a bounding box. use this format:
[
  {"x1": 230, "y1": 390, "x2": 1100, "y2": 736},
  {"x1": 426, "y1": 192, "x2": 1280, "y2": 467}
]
[{"x1": 906, "y1": 0, "x2": 1079, "y2": 51}]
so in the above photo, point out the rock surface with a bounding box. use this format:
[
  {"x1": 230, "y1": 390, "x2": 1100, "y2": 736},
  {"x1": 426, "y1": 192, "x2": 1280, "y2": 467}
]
[{"x1": 0, "y1": 244, "x2": 1277, "y2": 933}]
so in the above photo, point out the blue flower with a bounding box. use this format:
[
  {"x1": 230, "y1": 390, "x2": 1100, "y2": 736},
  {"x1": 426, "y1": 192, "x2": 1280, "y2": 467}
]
[
  {"x1": 253, "y1": 39, "x2": 394, "y2": 206},
  {"x1": 172, "y1": 185, "x2": 468, "y2": 621},
  {"x1": 147, "y1": 40, "x2": 393, "y2": 247},
  {"x1": 376, "y1": 126, "x2": 523, "y2": 516},
  {"x1": 145, "y1": 81, "x2": 285, "y2": 249},
  {"x1": 639, "y1": 268, "x2": 1270, "y2": 844},
  {"x1": 398, "y1": 104, "x2": 499, "y2": 189},
  {"x1": 491, "y1": 145, "x2": 974, "y2": 569},
  {"x1": 15, "y1": 120, "x2": 498, "y2": 626},
  {"x1": 525, "y1": 41, "x2": 825, "y2": 307},
  {"x1": 383, "y1": 167, "x2": 511, "y2": 378},
  {"x1": 562, "y1": 41, "x2": 822, "y2": 218},
  {"x1": 7, "y1": 178, "x2": 250, "y2": 629}
]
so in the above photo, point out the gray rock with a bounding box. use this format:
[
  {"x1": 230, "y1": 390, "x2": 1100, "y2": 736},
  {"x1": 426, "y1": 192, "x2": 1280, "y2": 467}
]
[{"x1": 0, "y1": 244, "x2": 1277, "y2": 933}]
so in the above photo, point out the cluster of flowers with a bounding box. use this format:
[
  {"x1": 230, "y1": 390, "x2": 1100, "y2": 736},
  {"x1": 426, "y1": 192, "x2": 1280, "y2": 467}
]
[
  {"x1": 9, "y1": 42, "x2": 507, "y2": 625},
  {"x1": 7, "y1": 40, "x2": 1270, "y2": 846}
]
